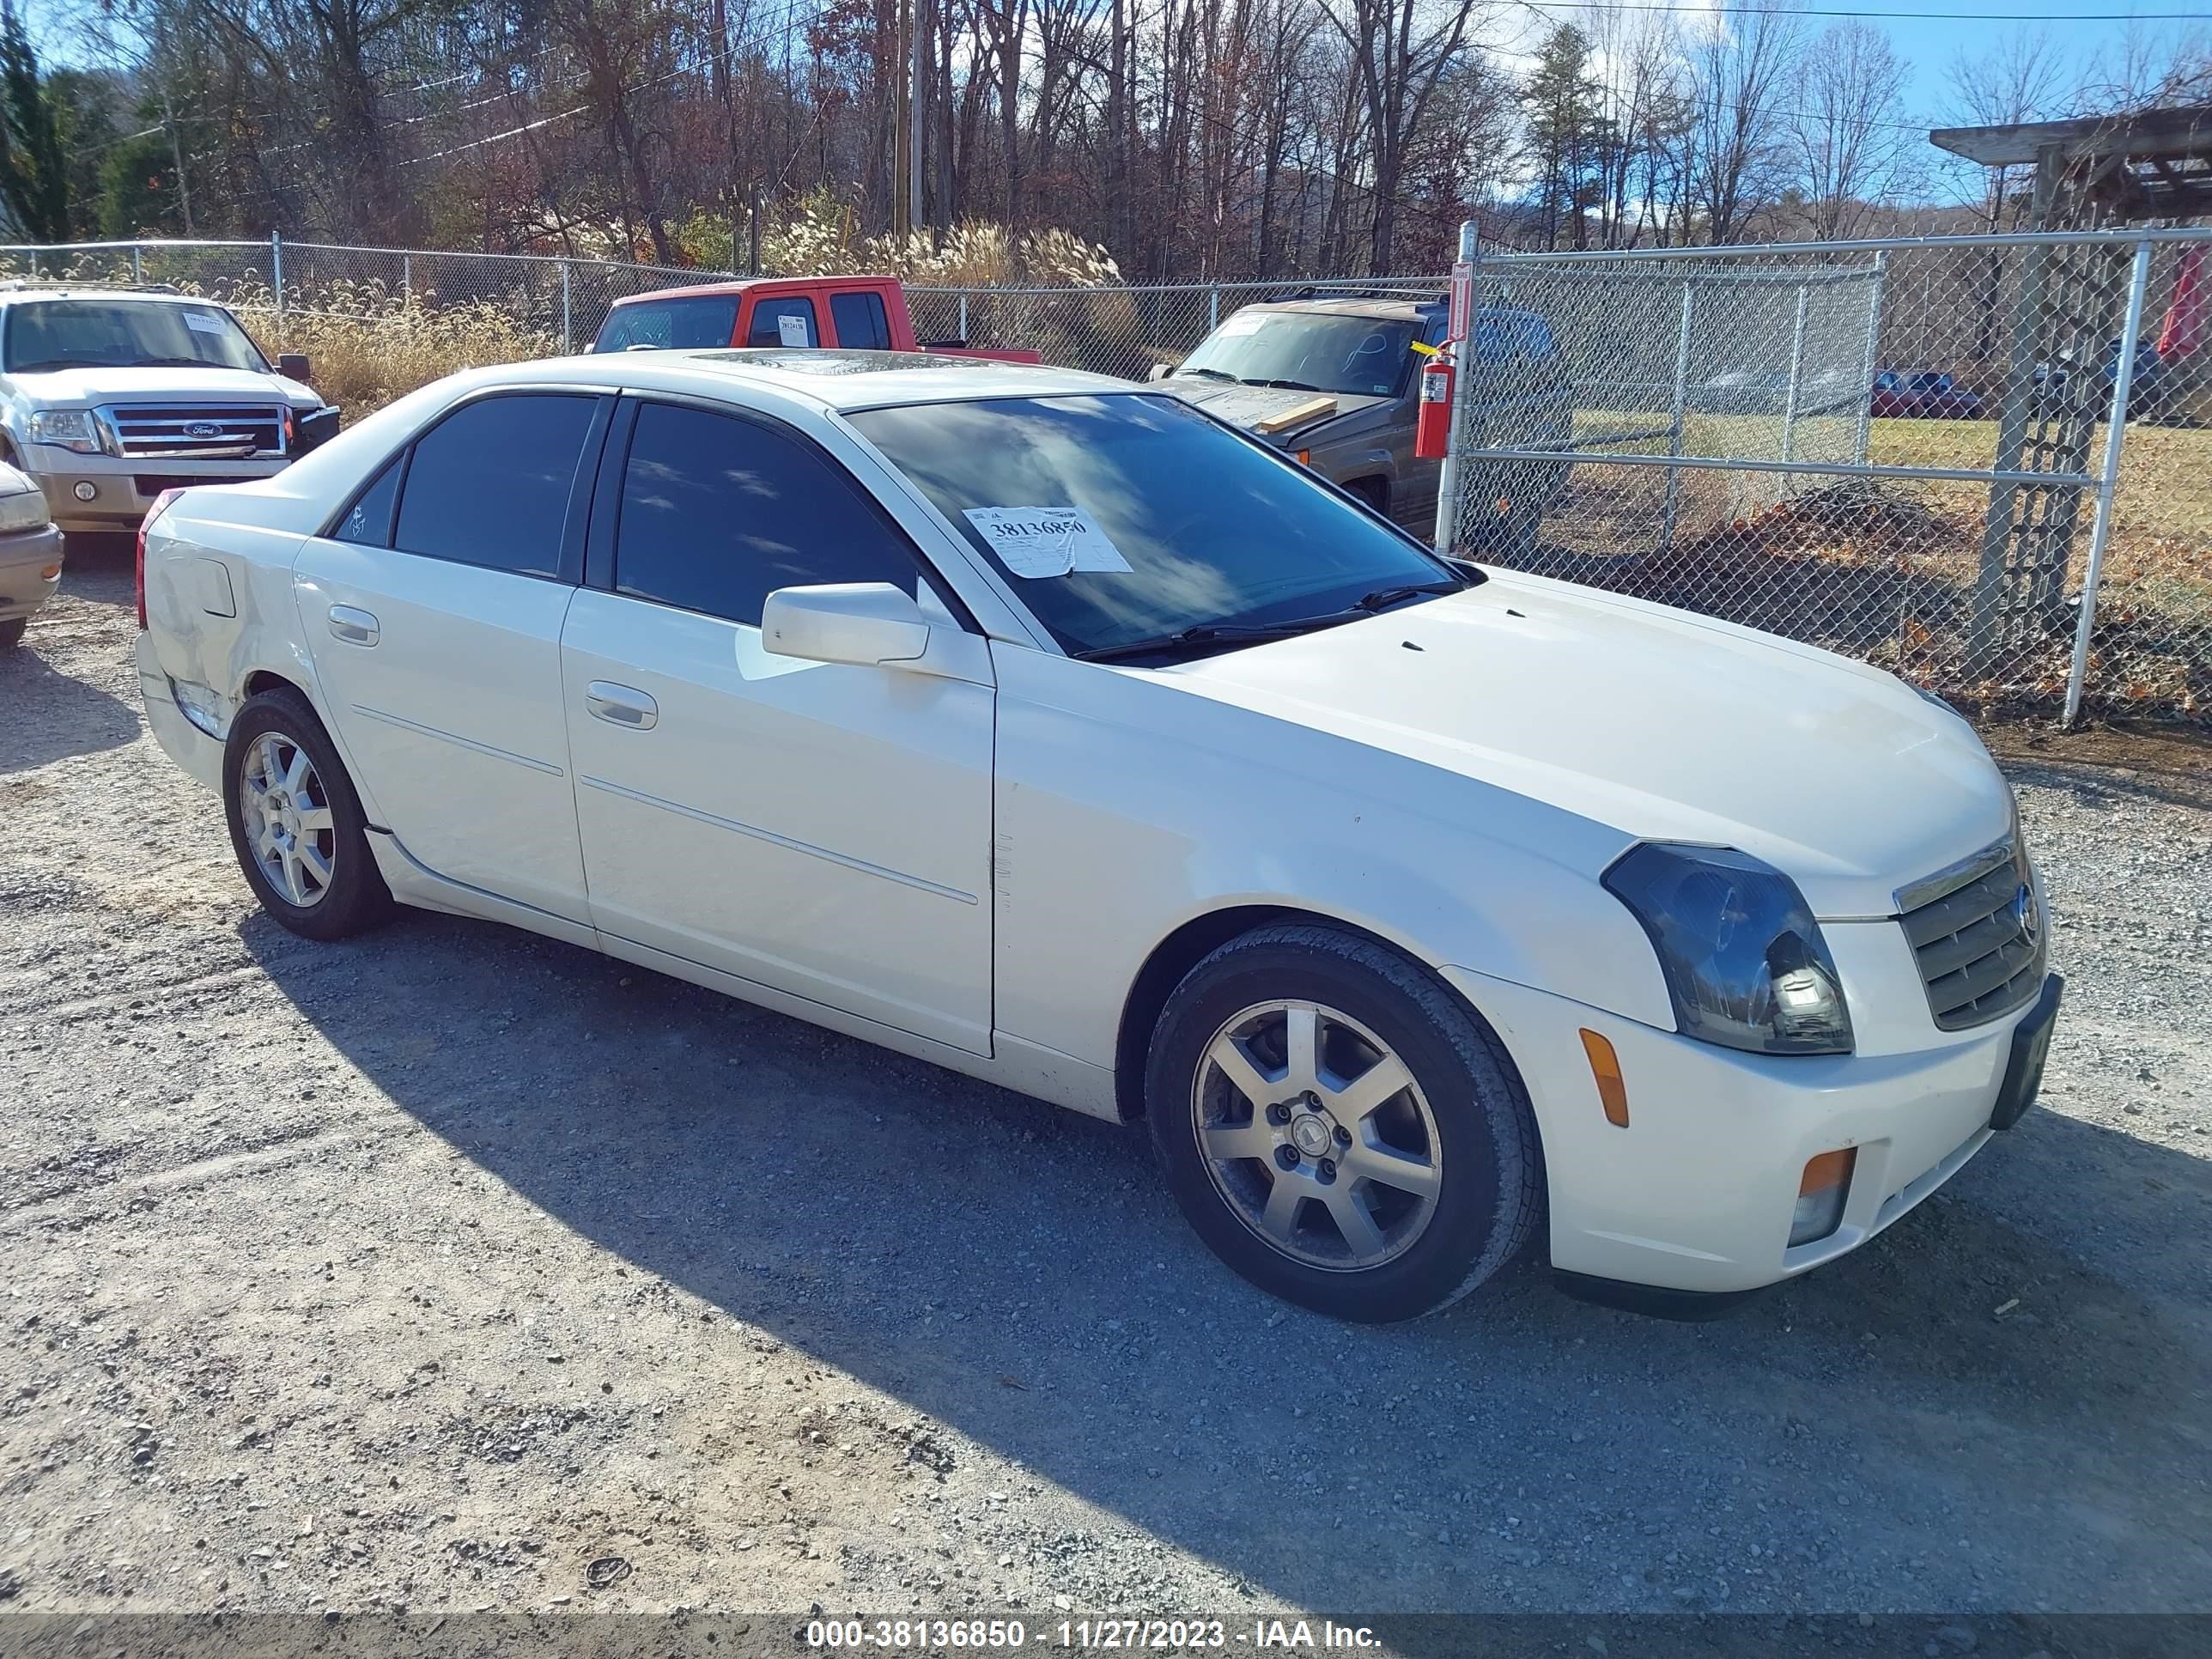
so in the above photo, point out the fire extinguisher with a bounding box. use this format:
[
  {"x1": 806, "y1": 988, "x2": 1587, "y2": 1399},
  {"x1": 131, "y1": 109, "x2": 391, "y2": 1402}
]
[{"x1": 1414, "y1": 349, "x2": 1454, "y2": 460}]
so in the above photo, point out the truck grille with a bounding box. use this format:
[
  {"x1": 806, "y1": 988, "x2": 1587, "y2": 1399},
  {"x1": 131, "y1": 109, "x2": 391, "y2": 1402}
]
[
  {"x1": 1896, "y1": 838, "x2": 2045, "y2": 1030},
  {"x1": 102, "y1": 404, "x2": 283, "y2": 459}
]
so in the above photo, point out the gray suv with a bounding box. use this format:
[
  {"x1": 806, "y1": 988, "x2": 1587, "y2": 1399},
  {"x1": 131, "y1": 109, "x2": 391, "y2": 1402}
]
[{"x1": 1157, "y1": 289, "x2": 1572, "y2": 552}]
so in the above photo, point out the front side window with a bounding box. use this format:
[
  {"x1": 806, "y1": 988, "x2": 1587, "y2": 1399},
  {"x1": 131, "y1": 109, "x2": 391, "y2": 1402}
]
[
  {"x1": 1173, "y1": 311, "x2": 1416, "y2": 398},
  {"x1": 593, "y1": 295, "x2": 740, "y2": 352},
  {"x1": 3, "y1": 300, "x2": 268, "y2": 374},
  {"x1": 850, "y1": 393, "x2": 1455, "y2": 658},
  {"x1": 394, "y1": 393, "x2": 599, "y2": 577},
  {"x1": 613, "y1": 401, "x2": 924, "y2": 625},
  {"x1": 746, "y1": 297, "x2": 820, "y2": 348}
]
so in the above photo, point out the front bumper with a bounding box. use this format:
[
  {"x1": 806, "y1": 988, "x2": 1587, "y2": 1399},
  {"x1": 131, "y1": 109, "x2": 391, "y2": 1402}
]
[
  {"x1": 0, "y1": 522, "x2": 66, "y2": 621},
  {"x1": 22, "y1": 450, "x2": 289, "y2": 532},
  {"x1": 1447, "y1": 957, "x2": 2059, "y2": 1297}
]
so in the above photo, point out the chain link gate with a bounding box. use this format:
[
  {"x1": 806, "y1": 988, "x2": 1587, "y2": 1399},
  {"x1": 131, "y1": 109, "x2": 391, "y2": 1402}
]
[{"x1": 1443, "y1": 226, "x2": 2212, "y2": 725}]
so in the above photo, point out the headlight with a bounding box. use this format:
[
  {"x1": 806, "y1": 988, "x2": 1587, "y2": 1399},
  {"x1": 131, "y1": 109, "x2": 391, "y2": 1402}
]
[
  {"x1": 29, "y1": 409, "x2": 105, "y2": 453},
  {"x1": 0, "y1": 487, "x2": 49, "y2": 533},
  {"x1": 1603, "y1": 842, "x2": 1854, "y2": 1056}
]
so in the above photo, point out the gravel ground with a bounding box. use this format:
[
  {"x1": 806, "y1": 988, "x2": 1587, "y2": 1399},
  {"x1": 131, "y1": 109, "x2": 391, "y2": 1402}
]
[{"x1": 2, "y1": 547, "x2": 2209, "y2": 1630}]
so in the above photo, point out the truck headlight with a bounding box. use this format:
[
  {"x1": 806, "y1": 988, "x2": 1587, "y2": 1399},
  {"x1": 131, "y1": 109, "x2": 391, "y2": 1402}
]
[
  {"x1": 1603, "y1": 842, "x2": 1854, "y2": 1056},
  {"x1": 29, "y1": 409, "x2": 106, "y2": 454},
  {"x1": 0, "y1": 486, "x2": 50, "y2": 532}
]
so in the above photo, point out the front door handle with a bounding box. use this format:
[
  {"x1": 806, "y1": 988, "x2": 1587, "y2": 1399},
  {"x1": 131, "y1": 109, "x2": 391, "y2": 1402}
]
[
  {"x1": 585, "y1": 681, "x2": 658, "y2": 730},
  {"x1": 327, "y1": 605, "x2": 380, "y2": 646}
]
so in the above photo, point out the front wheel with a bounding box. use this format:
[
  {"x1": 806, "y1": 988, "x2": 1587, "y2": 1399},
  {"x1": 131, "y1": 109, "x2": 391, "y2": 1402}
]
[
  {"x1": 222, "y1": 688, "x2": 393, "y2": 940},
  {"x1": 1146, "y1": 924, "x2": 1544, "y2": 1322},
  {"x1": 0, "y1": 617, "x2": 26, "y2": 648}
]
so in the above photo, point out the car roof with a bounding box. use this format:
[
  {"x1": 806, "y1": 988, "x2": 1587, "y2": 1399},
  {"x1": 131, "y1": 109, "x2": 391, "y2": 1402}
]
[
  {"x1": 1247, "y1": 295, "x2": 1441, "y2": 322},
  {"x1": 0, "y1": 283, "x2": 229, "y2": 308},
  {"x1": 606, "y1": 275, "x2": 897, "y2": 307},
  {"x1": 459, "y1": 346, "x2": 1134, "y2": 413}
]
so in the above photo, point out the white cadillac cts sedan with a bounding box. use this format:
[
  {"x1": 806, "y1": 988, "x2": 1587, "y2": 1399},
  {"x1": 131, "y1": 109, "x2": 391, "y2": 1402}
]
[{"x1": 136, "y1": 349, "x2": 2060, "y2": 1322}]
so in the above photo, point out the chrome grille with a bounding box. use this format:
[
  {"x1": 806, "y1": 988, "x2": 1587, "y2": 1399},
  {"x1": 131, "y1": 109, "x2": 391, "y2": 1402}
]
[
  {"x1": 1896, "y1": 838, "x2": 2045, "y2": 1030},
  {"x1": 100, "y1": 404, "x2": 283, "y2": 459}
]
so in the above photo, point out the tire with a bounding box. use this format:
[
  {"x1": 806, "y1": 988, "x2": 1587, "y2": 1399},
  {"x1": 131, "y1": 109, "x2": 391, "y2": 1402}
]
[
  {"x1": 222, "y1": 687, "x2": 393, "y2": 941},
  {"x1": 1342, "y1": 477, "x2": 1391, "y2": 517},
  {"x1": 1145, "y1": 923, "x2": 1544, "y2": 1322},
  {"x1": 0, "y1": 617, "x2": 25, "y2": 649}
]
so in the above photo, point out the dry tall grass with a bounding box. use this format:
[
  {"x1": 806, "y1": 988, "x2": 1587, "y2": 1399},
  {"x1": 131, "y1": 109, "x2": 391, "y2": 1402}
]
[{"x1": 226, "y1": 277, "x2": 561, "y2": 413}]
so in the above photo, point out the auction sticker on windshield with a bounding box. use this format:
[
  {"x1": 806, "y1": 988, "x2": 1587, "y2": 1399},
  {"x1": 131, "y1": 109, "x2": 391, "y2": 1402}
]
[
  {"x1": 963, "y1": 507, "x2": 1133, "y2": 578},
  {"x1": 183, "y1": 312, "x2": 229, "y2": 335}
]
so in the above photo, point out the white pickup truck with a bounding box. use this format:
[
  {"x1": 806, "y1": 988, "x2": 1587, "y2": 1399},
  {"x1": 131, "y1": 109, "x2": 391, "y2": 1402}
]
[{"x1": 0, "y1": 282, "x2": 339, "y2": 536}]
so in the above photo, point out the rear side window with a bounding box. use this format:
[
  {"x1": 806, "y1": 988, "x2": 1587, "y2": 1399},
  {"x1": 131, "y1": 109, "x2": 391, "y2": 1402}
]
[
  {"x1": 335, "y1": 457, "x2": 402, "y2": 546},
  {"x1": 746, "y1": 297, "x2": 819, "y2": 348},
  {"x1": 595, "y1": 295, "x2": 738, "y2": 352},
  {"x1": 829, "y1": 290, "x2": 891, "y2": 350},
  {"x1": 613, "y1": 401, "x2": 925, "y2": 625},
  {"x1": 394, "y1": 394, "x2": 599, "y2": 578}
]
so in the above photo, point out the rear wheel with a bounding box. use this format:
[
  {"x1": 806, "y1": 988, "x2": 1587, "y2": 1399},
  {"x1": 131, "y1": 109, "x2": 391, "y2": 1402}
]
[
  {"x1": 222, "y1": 689, "x2": 392, "y2": 940},
  {"x1": 1146, "y1": 923, "x2": 1543, "y2": 1322}
]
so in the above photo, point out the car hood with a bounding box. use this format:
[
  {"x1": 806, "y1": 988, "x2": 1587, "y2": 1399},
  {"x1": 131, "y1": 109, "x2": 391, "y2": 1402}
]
[
  {"x1": 7, "y1": 366, "x2": 315, "y2": 405},
  {"x1": 1158, "y1": 574, "x2": 2012, "y2": 919},
  {"x1": 1164, "y1": 380, "x2": 1391, "y2": 441}
]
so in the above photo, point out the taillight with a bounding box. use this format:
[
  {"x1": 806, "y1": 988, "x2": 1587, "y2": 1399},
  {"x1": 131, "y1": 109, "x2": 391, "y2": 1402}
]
[{"x1": 137, "y1": 489, "x2": 185, "y2": 630}]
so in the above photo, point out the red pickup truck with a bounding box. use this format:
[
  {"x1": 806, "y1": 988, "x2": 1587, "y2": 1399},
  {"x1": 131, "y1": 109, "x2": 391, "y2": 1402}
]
[{"x1": 591, "y1": 274, "x2": 1041, "y2": 362}]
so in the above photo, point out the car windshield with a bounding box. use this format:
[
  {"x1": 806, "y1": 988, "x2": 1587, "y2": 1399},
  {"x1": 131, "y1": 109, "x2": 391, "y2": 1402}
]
[
  {"x1": 594, "y1": 295, "x2": 740, "y2": 352},
  {"x1": 1172, "y1": 311, "x2": 1416, "y2": 398},
  {"x1": 848, "y1": 393, "x2": 1457, "y2": 658},
  {"x1": 3, "y1": 299, "x2": 268, "y2": 374}
]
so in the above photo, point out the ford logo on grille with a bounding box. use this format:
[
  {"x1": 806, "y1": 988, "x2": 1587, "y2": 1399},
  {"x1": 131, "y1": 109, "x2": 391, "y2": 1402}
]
[
  {"x1": 183, "y1": 421, "x2": 224, "y2": 439},
  {"x1": 2013, "y1": 884, "x2": 2040, "y2": 945}
]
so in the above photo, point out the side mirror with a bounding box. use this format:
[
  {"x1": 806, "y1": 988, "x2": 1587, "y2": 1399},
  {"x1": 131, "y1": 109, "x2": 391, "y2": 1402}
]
[
  {"x1": 277, "y1": 352, "x2": 312, "y2": 383},
  {"x1": 1146, "y1": 363, "x2": 1173, "y2": 383},
  {"x1": 761, "y1": 582, "x2": 930, "y2": 667}
]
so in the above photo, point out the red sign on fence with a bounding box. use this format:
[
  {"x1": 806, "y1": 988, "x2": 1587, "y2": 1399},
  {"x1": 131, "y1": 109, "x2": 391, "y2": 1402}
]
[{"x1": 1448, "y1": 259, "x2": 1474, "y2": 343}]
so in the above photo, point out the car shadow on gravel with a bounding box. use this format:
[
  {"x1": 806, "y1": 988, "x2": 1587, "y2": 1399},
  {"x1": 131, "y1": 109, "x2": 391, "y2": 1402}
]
[
  {"x1": 0, "y1": 646, "x2": 138, "y2": 772},
  {"x1": 239, "y1": 907, "x2": 2212, "y2": 1613}
]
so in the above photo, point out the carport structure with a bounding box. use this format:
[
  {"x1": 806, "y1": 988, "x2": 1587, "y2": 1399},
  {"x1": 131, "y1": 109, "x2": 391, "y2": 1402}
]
[{"x1": 1930, "y1": 106, "x2": 2212, "y2": 675}]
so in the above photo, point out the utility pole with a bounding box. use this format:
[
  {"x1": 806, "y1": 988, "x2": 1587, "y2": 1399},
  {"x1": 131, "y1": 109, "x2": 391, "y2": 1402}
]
[
  {"x1": 159, "y1": 79, "x2": 193, "y2": 234},
  {"x1": 908, "y1": 0, "x2": 926, "y2": 236},
  {"x1": 890, "y1": 0, "x2": 911, "y2": 238}
]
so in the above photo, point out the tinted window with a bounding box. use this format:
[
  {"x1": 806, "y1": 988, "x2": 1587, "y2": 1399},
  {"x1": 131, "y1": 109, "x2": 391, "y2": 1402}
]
[
  {"x1": 830, "y1": 290, "x2": 891, "y2": 350},
  {"x1": 594, "y1": 295, "x2": 738, "y2": 352},
  {"x1": 746, "y1": 297, "x2": 819, "y2": 348},
  {"x1": 395, "y1": 394, "x2": 598, "y2": 577},
  {"x1": 614, "y1": 402, "x2": 923, "y2": 625},
  {"x1": 4, "y1": 299, "x2": 266, "y2": 373},
  {"x1": 1174, "y1": 311, "x2": 1414, "y2": 397},
  {"x1": 850, "y1": 394, "x2": 1451, "y2": 657},
  {"x1": 335, "y1": 457, "x2": 402, "y2": 546}
]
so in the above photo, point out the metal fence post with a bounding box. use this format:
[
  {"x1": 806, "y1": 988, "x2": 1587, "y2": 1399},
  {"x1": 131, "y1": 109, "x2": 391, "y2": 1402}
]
[
  {"x1": 1852, "y1": 249, "x2": 1888, "y2": 466},
  {"x1": 1780, "y1": 284, "x2": 1809, "y2": 468},
  {"x1": 2062, "y1": 239, "x2": 2154, "y2": 728},
  {"x1": 1432, "y1": 220, "x2": 1480, "y2": 553},
  {"x1": 1658, "y1": 278, "x2": 1696, "y2": 551},
  {"x1": 959, "y1": 292, "x2": 969, "y2": 343},
  {"x1": 1208, "y1": 285, "x2": 1220, "y2": 331},
  {"x1": 131, "y1": 245, "x2": 143, "y2": 283},
  {"x1": 560, "y1": 261, "x2": 572, "y2": 353},
  {"x1": 270, "y1": 231, "x2": 284, "y2": 323},
  {"x1": 401, "y1": 253, "x2": 411, "y2": 302}
]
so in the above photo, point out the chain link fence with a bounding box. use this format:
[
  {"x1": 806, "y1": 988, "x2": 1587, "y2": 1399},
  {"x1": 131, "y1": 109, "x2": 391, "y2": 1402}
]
[
  {"x1": 3, "y1": 232, "x2": 2204, "y2": 721},
  {"x1": 1449, "y1": 228, "x2": 2212, "y2": 725}
]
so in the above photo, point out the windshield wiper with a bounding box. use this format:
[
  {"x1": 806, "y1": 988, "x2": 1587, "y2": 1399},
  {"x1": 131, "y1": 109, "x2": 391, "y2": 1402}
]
[
  {"x1": 1244, "y1": 377, "x2": 1328, "y2": 392},
  {"x1": 1351, "y1": 580, "x2": 1463, "y2": 611},
  {"x1": 1075, "y1": 617, "x2": 1358, "y2": 664},
  {"x1": 7, "y1": 359, "x2": 99, "y2": 373},
  {"x1": 1175, "y1": 366, "x2": 1237, "y2": 381}
]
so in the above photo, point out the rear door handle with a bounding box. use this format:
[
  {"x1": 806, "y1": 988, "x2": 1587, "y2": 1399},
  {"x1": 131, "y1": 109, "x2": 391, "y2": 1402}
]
[
  {"x1": 328, "y1": 605, "x2": 379, "y2": 647},
  {"x1": 585, "y1": 681, "x2": 658, "y2": 730}
]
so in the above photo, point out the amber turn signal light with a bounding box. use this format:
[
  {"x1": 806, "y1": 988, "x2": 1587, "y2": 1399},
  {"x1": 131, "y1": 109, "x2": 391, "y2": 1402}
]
[{"x1": 1578, "y1": 1029, "x2": 1629, "y2": 1127}]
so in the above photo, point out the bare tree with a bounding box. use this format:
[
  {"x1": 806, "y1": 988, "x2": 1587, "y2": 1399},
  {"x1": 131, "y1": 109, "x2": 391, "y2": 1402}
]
[
  {"x1": 1683, "y1": 0, "x2": 1802, "y2": 244},
  {"x1": 1789, "y1": 21, "x2": 1915, "y2": 239}
]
